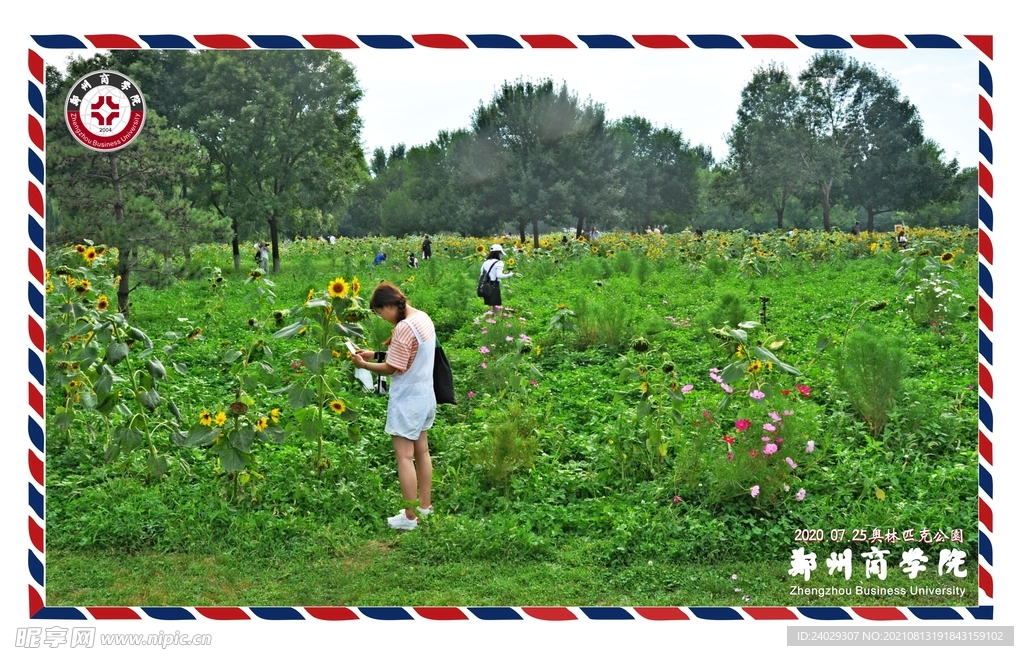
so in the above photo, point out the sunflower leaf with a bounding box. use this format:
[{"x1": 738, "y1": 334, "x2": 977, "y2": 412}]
[
  {"x1": 105, "y1": 341, "x2": 129, "y2": 366},
  {"x1": 272, "y1": 321, "x2": 307, "y2": 339}
]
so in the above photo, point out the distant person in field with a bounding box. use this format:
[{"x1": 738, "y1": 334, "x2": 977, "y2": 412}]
[
  {"x1": 897, "y1": 228, "x2": 908, "y2": 249},
  {"x1": 373, "y1": 251, "x2": 388, "y2": 267},
  {"x1": 694, "y1": 225, "x2": 704, "y2": 238},
  {"x1": 850, "y1": 221, "x2": 861, "y2": 236},
  {"x1": 421, "y1": 235, "x2": 432, "y2": 260},
  {"x1": 351, "y1": 282, "x2": 436, "y2": 531},
  {"x1": 257, "y1": 242, "x2": 269, "y2": 274},
  {"x1": 408, "y1": 252, "x2": 419, "y2": 268},
  {"x1": 480, "y1": 244, "x2": 517, "y2": 313}
]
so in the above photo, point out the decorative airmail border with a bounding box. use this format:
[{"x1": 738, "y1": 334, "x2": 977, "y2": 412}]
[{"x1": 26, "y1": 33, "x2": 995, "y2": 621}]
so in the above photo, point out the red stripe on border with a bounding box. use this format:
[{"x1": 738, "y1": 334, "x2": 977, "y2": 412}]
[
  {"x1": 29, "y1": 383, "x2": 43, "y2": 417},
  {"x1": 978, "y1": 163, "x2": 993, "y2": 196},
  {"x1": 979, "y1": 498, "x2": 992, "y2": 531},
  {"x1": 742, "y1": 35, "x2": 798, "y2": 48},
  {"x1": 194, "y1": 35, "x2": 251, "y2": 49},
  {"x1": 29, "y1": 451, "x2": 44, "y2": 486},
  {"x1": 88, "y1": 607, "x2": 142, "y2": 620},
  {"x1": 978, "y1": 296, "x2": 992, "y2": 330},
  {"x1": 520, "y1": 35, "x2": 576, "y2": 48},
  {"x1": 522, "y1": 606, "x2": 577, "y2": 620},
  {"x1": 633, "y1": 35, "x2": 688, "y2": 48},
  {"x1": 30, "y1": 586, "x2": 44, "y2": 617},
  {"x1": 978, "y1": 363, "x2": 993, "y2": 398},
  {"x1": 303, "y1": 35, "x2": 359, "y2": 49},
  {"x1": 29, "y1": 50, "x2": 44, "y2": 84},
  {"x1": 29, "y1": 115, "x2": 44, "y2": 151},
  {"x1": 85, "y1": 34, "x2": 142, "y2": 49},
  {"x1": 979, "y1": 97, "x2": 993, "y2": 130},
  {"x1": 743, "y1": 607, "x2": 798, "y2": 620},
  {"x1": 412, "y1": 34, "x2": 469, "y2": 49},
  {"x1": 966, "y1": 35, "x2": 993, "y2": 59},
  {"x1": 979, "y1": 230, "x2": 993, "y2": 264},
  {"x1": 850, "y1": 34, "x2": 907, "y2": 48},
  {"x1": 304, "y1": 606, "x2": 359, "y2": 620},
  {"x1": 29, "y1": 316, "x2": 44, "y2": 351},
  {"x1": 979, "y1": 430, "x2": 992, "y2": 465},
  {"x1": 979, "y1": 565, "x2": 993, "y2": 598},
  {"x1": 413, "y1": 607, "x2": 469, "y2": 620},
  {"x1": 195, "y1": 607, "x2": 250, "y2": 620},
  {"x1": 633, "y1": 606, "x2": 689, "y2": 620},
  {"x1": 29, "y1": 517, "x2": 44, "y2": 553},
  {"x1": 29, "y1": 182, "x2": 44, "y2": 217},
  {"x1": 29, "y1": 249, "x2": 44, "y2": 284},
  {"x1": 852, "y1": 607, "x2": 906, "y2": 621}
]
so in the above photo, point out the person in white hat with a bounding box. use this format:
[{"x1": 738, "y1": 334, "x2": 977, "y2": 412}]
[{"x1": 480, "y1": 244, "x2": 517, "y2": 312}]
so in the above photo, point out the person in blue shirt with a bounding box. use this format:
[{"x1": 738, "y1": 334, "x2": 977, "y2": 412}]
[{"x1": 373, "y1": 252, "x2": 388, "y2": 266}]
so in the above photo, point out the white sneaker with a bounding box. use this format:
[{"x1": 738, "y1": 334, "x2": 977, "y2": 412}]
[
  {"x1": 387, "y1": 512, "x2": 418, "y2": 530},
  {"x1": 417, "y1": 506, "x2": 432, "y2": 517}
]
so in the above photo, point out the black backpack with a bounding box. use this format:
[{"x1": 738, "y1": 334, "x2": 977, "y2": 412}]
[{"x1": 476, "y1": 261, "x2": 498, "y2": 298}]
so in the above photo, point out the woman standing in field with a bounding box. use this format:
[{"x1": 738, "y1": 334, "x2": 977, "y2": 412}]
[
  {"x1": 480, "y1": 244, "x2": 517, "y2": 312},
  {"x1": 352, "y1": 282, "x2": 435, "y2": 530}
]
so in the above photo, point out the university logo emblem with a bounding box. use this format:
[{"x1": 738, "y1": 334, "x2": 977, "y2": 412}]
[{"x1": 64, "y1": 70, "x2": 146, "y2": 152}]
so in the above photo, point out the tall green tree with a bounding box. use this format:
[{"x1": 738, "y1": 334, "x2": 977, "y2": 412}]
[{"x1": 178, "y1": 51, "x2": 367, "y2": 270}]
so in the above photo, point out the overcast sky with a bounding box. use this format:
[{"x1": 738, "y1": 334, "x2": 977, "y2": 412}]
[{"x1": 342, "y1": 47, "x2": 976, "y2": 168}]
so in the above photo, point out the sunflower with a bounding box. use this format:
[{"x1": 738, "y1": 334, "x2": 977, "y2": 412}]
[
  {"x1": 84, "y1": 248, "x2": 98, "y2": 263},
  {"x1": 255, "y1": 417, "x2": 269, "y2": 432},
  {"x1": 507, "y1": 257, "x2": 515, "y2": 267},
  {"x1": 75, "y1": 280, "x2": 91, "y2": 294},
  {"x1": 74, "y1": 244, "x2": 86, "y2": 254},
  {"x1": 746, "y1": 360, "x2": 762, "y2": 374},
  {"x1": 940, "y1": 252, "x2": 955, "y2": 263},
  {"x1": 248, "y1": 269, "x2": 262, "y2": 279},
  {"x1": 329, "y1": 277, "x2": 349, "y2": 298},
  {"x1": 640, "y1": 381, "x2": 649, "y2": 394},
  {"x1": 68, "y1": 379, "x2": 81, "y2": 389},
  {"x1": 351, "y1": 276, "x2": 361, "y2": 297},
  {"x1": 329, "y1": 400, "x2": 346, "y2": 414},
  {"x1": 96, "y1": 295, "x2": 109, "y2": 311},
  {"x1": 306, "y1": 288, "x2": 316, "y2": 302},
  {"x1": 214, "y1": 411, "x2": 227, "y2": 427},
  {"x1": 199, "y1": 410, "x2": 213, "y2": 427},
  {"x1": 270, "y1": 408, "x2": 281, "y2": 424},
  {"x1": 475, "y1": 244, "x2": 486, "y2": 254}
]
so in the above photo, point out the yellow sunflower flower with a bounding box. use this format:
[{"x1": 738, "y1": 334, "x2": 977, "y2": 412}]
[
  {"x1": 940, "y1": 252, "x2": 955, "y2": 263},
  {"x1": 329, "y1": 400, "x2": 346, "y2": 414},
  {"x1": 214, "y1": 411, "x2": 227, "y2": 427},
  {"x1": 747, "y1": 360, "x2": 762, "y2": 374},
  {"x1": 199, "y1": 410, "x2": 213, "y2": 427},
  {"x1": 351, "y1": 277, "x2": 361, "y2": 297},
  {"x1": 640, "y1": 381, "x2": 649, "y2": 393},
  {"x1": 307, "y1": 288, "x2": 316, "y2": 302},
  {"x1": 475, "y1": 244, "x2": 486, "y2": 254},
  {"x1": 96, "y1": 295, "x2": 109, "y2": 311},
  {"x1": 329, "y1": 277, "x2": 349, "y2": 298},
  {"x1": 270, "y1": 408, "x2": 281, "y2": 424},
  {"x1": 255, "y1": 417, "x2": 269, "y2": 432},
  {"x1": 75, "y1": 244, "x2": 86, "y2": 254}
]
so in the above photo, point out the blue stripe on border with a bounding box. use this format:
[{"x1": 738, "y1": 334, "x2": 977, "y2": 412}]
[
  {"x1": 29, "y1": 150, "x2": 44, "y2": 185},
  {"x1": 30, "y1": 284, "x2": 45, "y2": 320},
  {"x1": 979, "y1": 263, "x2": 993, "y2": 298},
  {"x1": 687, "y1": 35, "x2": 743, "y2": 49},
  {"x1": 979, "y1": 531, "x2": 992, "y2": 566},
  {"x1": 979, "y1": 130, "x2": 993, "y2": 164},
  {"x1": 906, "y1": 34, "x2": 962, "y2": 49},
  {"x1": 30, "y1": 417, "x2": 45, "y2": 451},
  {"x1": 907, "y1": 607, "x2": 964, "y2": 620},
  {"x1": 797, "y1": 607, "x2": 853, "y2": 620},
  {"x1": 978, "y1": 331, "x2": 992, "y2": 365},
  {"x1": 29, "y1": 82, "x2": 44, "y2": 118},
  {"x1": 141, "y1": 607, "x2": 196, "y2": 620},
  {"x1": 467, "y1": 607, "x2": 523, "y2": 620},
  {"x1": 687, "y1": 607, "x2": 744, "y2": 620},
  {"x1": 795, "y1": 34, "x2": 853, "y2": 48},
  {"x1": 968, "y1": 606, "x2": 993, "y2": 620},
  {"x1": 29, "y1": 350, "x2": 45, "y2": 386},
  {"x1": 31, "y1": 35, "x2": 87, "y2": 48},
  {"x1": 979, "y1": 62, "x2": 993, "y2": 96},
  {"x1": 29, "y1": 216, "x2": 45, "y2": 252},
  {"x1": 249, "y1": 35, "x2": 305, "y2": 49},
  {"x1": 139, "y1": 35, "x2": 197, "y2": 48},
  {"x1": 578, "y1": 35, "x2": 634, "y2": 49},
  {"x1": 357, "y1": 35, "x2": 414, "y2": 49},
  {"x1": 978, "y1": 197, "x2": 993, "y2": 230},
  {"x1": 249, "y1": 607, "x2": 306, "y2": 620},
  {"x1": 29, "y1": 550, "x2": 44, "y2": 586},
  {"x1": 979, "y1": 396, "x2": 993, "y2": 433},
  {"x1": 358, "y1": 607, "x2": 414, "y2": 620},
  {"x1": 33, "y1": 606, "x2": 89, "y2": 620},
  {"x1": 979, "y1": 463, "x2": 993, "y2": 498},
  {"x1": 29, "y1": 482, "x2": 44, "y2": 519},
  {"x1": 580, "y1": 607, "x2": 634, "y2": 619},
  {"x1": 466, "y1": 34, "x2": 522, "y2": 49}
]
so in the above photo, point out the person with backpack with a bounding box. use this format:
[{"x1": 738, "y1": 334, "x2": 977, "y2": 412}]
[{"x1": 478, "y1": 244, "x2": 517, "y2": 312}]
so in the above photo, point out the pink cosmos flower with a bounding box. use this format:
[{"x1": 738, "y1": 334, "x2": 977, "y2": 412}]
[
  {"x1": 486, "y1": 318, "x2": 497, "y2": 324},
  {"x1": 762, "y1": 435, "x2": 772, "y2": 442},
  {"x1": 797, "y1": 384, "x2": 811, "y2": 397},
  {"x1": 672, "y1": 495, "x2": 682, "y2": 504},
  {"x1": 806, "y1": 440, "x2": 815, "y2": 453},
  {"x1": 783, "y1": 409, "x2": 794, "y2": 416},
  {"x1": 769, "y1": 412, "x2": 782, "y2": 422},
  {"x1": 775, "y1": 437, "x2": 784, "y2": 444},
  {"x1": 479, "y1": 346, "x2": 490, "y2": 354},
  {"x1": 727, "y1": 452, "x2": 734, "y2": 461},
  {"x1": 481, "y1": 329, "x2": 488, "y2": 335},
  {"x1": 681, "y1": 384, "x2": 694, "y2": 393},
  {"x1": 735, "y1": 419, "x2": 751, "y2": 432},
  {"x1": 763, "y1": 423, "x2": 776, "y2": 432},
  {"x1": 763, "y1": 443, "x2": 778, "y2": 455},
  {"x1": 723, "y1": 435, "x2": 735, "y2": 444},
  {"x1": 480, "y1": 362, "x2": 488, "y2": 369},
  {"x1": 468, "y1": 391, "x2": 475, "y2": 398},
  {"x1": 721, "y1": 382, "x2": 733, "y2": 393},
  {"x1": 710, "y1": 372, "x2": 723, "y2": 383},
  {"x1": 748, "y1": 449, "x2": 758, "y2": 458},
  {"x1": 750, "y1": 390, "x2": 765, "y2": 400},
  {"x1": 506, "y1": 336, "x2": 514, "y2": 342},
  {"x1": 785, "y1": 457, "x2": 797, "y2": 469},
  {"x1": 530, "y1": 380, "x2": 538, "y2": 386},
  {"x1": 751, "y1": 485, "x2": 760, "y2": 498},
  {"x1": 796, "y1": 488, "x2": 806, "y2": 501}
]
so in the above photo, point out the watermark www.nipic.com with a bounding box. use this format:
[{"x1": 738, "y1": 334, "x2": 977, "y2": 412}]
[{"x1": 15, "y1": 627, "x2": 213, "y2": 649}]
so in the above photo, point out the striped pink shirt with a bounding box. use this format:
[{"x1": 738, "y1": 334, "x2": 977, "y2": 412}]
[{"x1": 385, "y1": 310, "x2": 435, "y2": 374}]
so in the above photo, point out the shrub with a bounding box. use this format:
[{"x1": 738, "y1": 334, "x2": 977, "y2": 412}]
[
  {"x1": 472, "y1": 402, "x2": 536, "y2": 490},
  {"x1": 836, "y1": 325, "x2": 907, "y2": 437},
  {"x1": 707, "y1": 291, "x2": 749, "y2": 329}
]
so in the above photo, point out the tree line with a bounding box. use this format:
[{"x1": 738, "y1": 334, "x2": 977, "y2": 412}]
[{"x1": 46, "y1": 50, "x2": 973, "y2": 314}]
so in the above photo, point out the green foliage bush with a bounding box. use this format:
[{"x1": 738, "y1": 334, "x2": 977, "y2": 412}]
[{"x1": 836, "y1": 325, "x2": 907, "y2": 437}]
